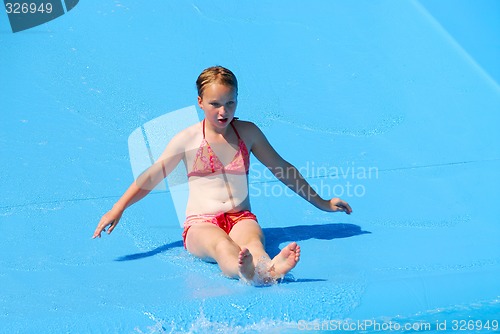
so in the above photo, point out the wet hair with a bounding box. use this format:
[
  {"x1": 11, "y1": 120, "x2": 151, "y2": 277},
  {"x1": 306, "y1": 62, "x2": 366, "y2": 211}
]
[{"x1": 196, "y1": 66, "x2": 238, "y2": 98}]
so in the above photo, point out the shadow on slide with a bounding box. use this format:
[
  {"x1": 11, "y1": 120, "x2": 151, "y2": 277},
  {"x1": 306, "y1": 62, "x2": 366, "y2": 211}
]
[
  {"x1": 264, "y1": 223, "x2": 371, "y2": 258},
  {"x1": 115, "y1": 223, "x2": 370, "y2": 262},
  {"x1": 115, "y1": 240, "x2": 184, "y2": 261}
]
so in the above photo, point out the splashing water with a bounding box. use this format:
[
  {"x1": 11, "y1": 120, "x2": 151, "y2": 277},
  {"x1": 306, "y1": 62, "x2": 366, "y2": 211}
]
[{"x1": 251, "y1": 256, "x2": 280, "y2": 286}]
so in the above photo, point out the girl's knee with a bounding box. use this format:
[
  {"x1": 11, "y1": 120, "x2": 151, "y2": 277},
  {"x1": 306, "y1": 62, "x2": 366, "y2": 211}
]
[
  {"x1": 240, "y1": 237, "x2": 265, "y2": 250},
  {"x1": 214, "y1": 237, "x2": 240, "y2": 256}
]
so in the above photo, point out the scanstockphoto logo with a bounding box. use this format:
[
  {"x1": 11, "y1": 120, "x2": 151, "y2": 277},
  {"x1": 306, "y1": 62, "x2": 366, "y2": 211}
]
[{"x1": 4, "y1": 0, "x2": 79, "y2": 33}]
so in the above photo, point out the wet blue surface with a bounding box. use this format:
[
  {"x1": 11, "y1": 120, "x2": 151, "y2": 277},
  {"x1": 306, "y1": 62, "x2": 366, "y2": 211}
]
[{"x1": 1, "y1": 1, "x2": 499, "y2": 333}]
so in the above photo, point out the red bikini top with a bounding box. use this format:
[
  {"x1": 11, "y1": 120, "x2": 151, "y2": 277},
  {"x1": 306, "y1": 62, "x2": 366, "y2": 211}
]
[{"x1": 187, "y1": 119, "x2": 250, "y2": 177}]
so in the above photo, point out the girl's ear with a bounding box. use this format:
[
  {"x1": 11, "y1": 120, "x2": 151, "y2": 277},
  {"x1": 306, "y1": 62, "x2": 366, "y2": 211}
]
[{"x1": 197, "y1": 96, "x2": 203, "y2": 109}]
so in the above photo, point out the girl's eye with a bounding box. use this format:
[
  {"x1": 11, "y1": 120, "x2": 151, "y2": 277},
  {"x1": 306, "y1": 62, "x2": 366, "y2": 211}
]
[
  {"x1": 227, "y1": 101, "x2": 235, "y2": 106},
  {"x1": 210, "y1": 103, "x2": 220, "y2": 107}
]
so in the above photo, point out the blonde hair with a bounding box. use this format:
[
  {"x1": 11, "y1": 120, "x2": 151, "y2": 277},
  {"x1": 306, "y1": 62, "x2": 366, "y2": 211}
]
[{"x1": 196, "y1": 66, "x2": 238, "y2": 98}]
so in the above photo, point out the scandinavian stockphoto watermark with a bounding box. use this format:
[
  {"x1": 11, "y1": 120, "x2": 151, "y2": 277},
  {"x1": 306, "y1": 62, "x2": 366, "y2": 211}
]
[
  {"x1": 3, "y1": 0, "x2": 79, "y2": 33},
  {"x1": 127, "y1": 106, "x2": 379, "y2": 227},
  {"x1": 250, "y1": 161, "x2": 379, "y2": 199}
]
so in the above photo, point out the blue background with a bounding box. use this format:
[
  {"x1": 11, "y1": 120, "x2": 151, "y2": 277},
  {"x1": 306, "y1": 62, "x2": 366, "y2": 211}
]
[{"x1": 1, "y1": 1, "x2": 499, "y2": 332}]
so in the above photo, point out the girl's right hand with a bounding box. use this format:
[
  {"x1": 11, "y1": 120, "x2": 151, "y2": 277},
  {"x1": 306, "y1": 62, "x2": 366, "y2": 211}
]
[{"x1": 92, "y1": 206, "x2": 123, "y2": 238}]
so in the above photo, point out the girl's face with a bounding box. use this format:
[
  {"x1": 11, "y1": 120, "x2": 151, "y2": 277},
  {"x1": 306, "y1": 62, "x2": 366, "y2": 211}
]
[{"x1": 198, "y1": 83, "x2": 237, "y2": 130}]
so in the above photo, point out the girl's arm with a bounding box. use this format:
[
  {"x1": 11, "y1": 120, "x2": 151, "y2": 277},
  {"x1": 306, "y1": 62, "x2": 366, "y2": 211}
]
[
  {"x1": 250, "y1": 124, "x2": 352, "y2": 214},
  {"x1": 92, "y1": 135, "x2": 185, "y2": 238}
]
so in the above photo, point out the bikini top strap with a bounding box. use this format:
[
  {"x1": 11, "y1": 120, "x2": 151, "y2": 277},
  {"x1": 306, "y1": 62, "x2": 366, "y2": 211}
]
[
  {"x1": 202, "y1": 119, "x2": 206, "y2": 138},
  {"x1": 230, "y1": 119, "x2": 241, "y2": 140}
]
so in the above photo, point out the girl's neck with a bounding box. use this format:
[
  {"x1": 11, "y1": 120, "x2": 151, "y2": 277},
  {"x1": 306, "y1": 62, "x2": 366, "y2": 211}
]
[{"x1": 204, "y1": 119, "x2": 231, "y2": 138}]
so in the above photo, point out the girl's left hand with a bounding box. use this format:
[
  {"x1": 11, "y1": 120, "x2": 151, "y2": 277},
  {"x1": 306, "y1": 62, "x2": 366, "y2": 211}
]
[{"x1": 324, "y1": 198, "x2": 352, "y2": 214}]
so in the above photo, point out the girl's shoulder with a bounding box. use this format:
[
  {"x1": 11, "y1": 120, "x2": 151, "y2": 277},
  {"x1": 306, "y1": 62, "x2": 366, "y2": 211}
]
[
  {"x1": 169, "y1": 122, "x2": 203, "y2": 151},
  {"x1": 232, "y1": 118, "x2": 260, "y2": 134},
  {"x1": 232, "y1": 119, "x2": 265, "y2": 150},
  {"x1": 179, "y1": 121, "x2": 203, "y2": 136}
]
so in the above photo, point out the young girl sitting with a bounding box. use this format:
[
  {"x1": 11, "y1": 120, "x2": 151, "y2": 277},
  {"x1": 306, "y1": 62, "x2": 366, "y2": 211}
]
[{"x1": 93, "y1": 66, "x2": 352, "y2": 284}]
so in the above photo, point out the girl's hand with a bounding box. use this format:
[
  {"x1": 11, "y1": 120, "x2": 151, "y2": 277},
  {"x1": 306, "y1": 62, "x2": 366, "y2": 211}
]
[
  {"x1": 92, "y1": 206, "x2": 123, "y2": 238},
  {"x1": 323, "y1": 198, "x2": 352, "y2": 214}
]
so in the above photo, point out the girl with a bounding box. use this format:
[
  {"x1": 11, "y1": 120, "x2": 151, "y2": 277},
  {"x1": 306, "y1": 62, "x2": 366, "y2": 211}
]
[{"x1": 93, "y1": 66, "x2": 352, "y2": 284}]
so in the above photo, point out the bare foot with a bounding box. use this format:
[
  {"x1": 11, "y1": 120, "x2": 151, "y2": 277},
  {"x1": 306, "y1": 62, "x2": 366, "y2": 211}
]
[
  {"x1": 238, "y1": 248, "x2": 255, "y2": 282},
  {"x1": 269, "y1": 242, "x2": 301, "y2": 278}
]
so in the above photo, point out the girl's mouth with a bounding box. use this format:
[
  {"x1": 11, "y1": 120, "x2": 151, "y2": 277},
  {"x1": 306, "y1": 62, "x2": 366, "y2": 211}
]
[{"x1": 218, "y1": 118, "x2": 229, "y2": 124}]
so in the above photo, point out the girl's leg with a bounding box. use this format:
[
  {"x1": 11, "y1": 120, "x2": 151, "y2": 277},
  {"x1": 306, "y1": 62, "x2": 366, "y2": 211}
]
[
  {"x1": 185, "y1": 223, "x2": 254, "y2": 280},
  {"x1": 228, "y1": 219, "x2": 270, "y2": 264},
  {"x1": 229, "y1": 219, "x2": 301, "y2": 279}
]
